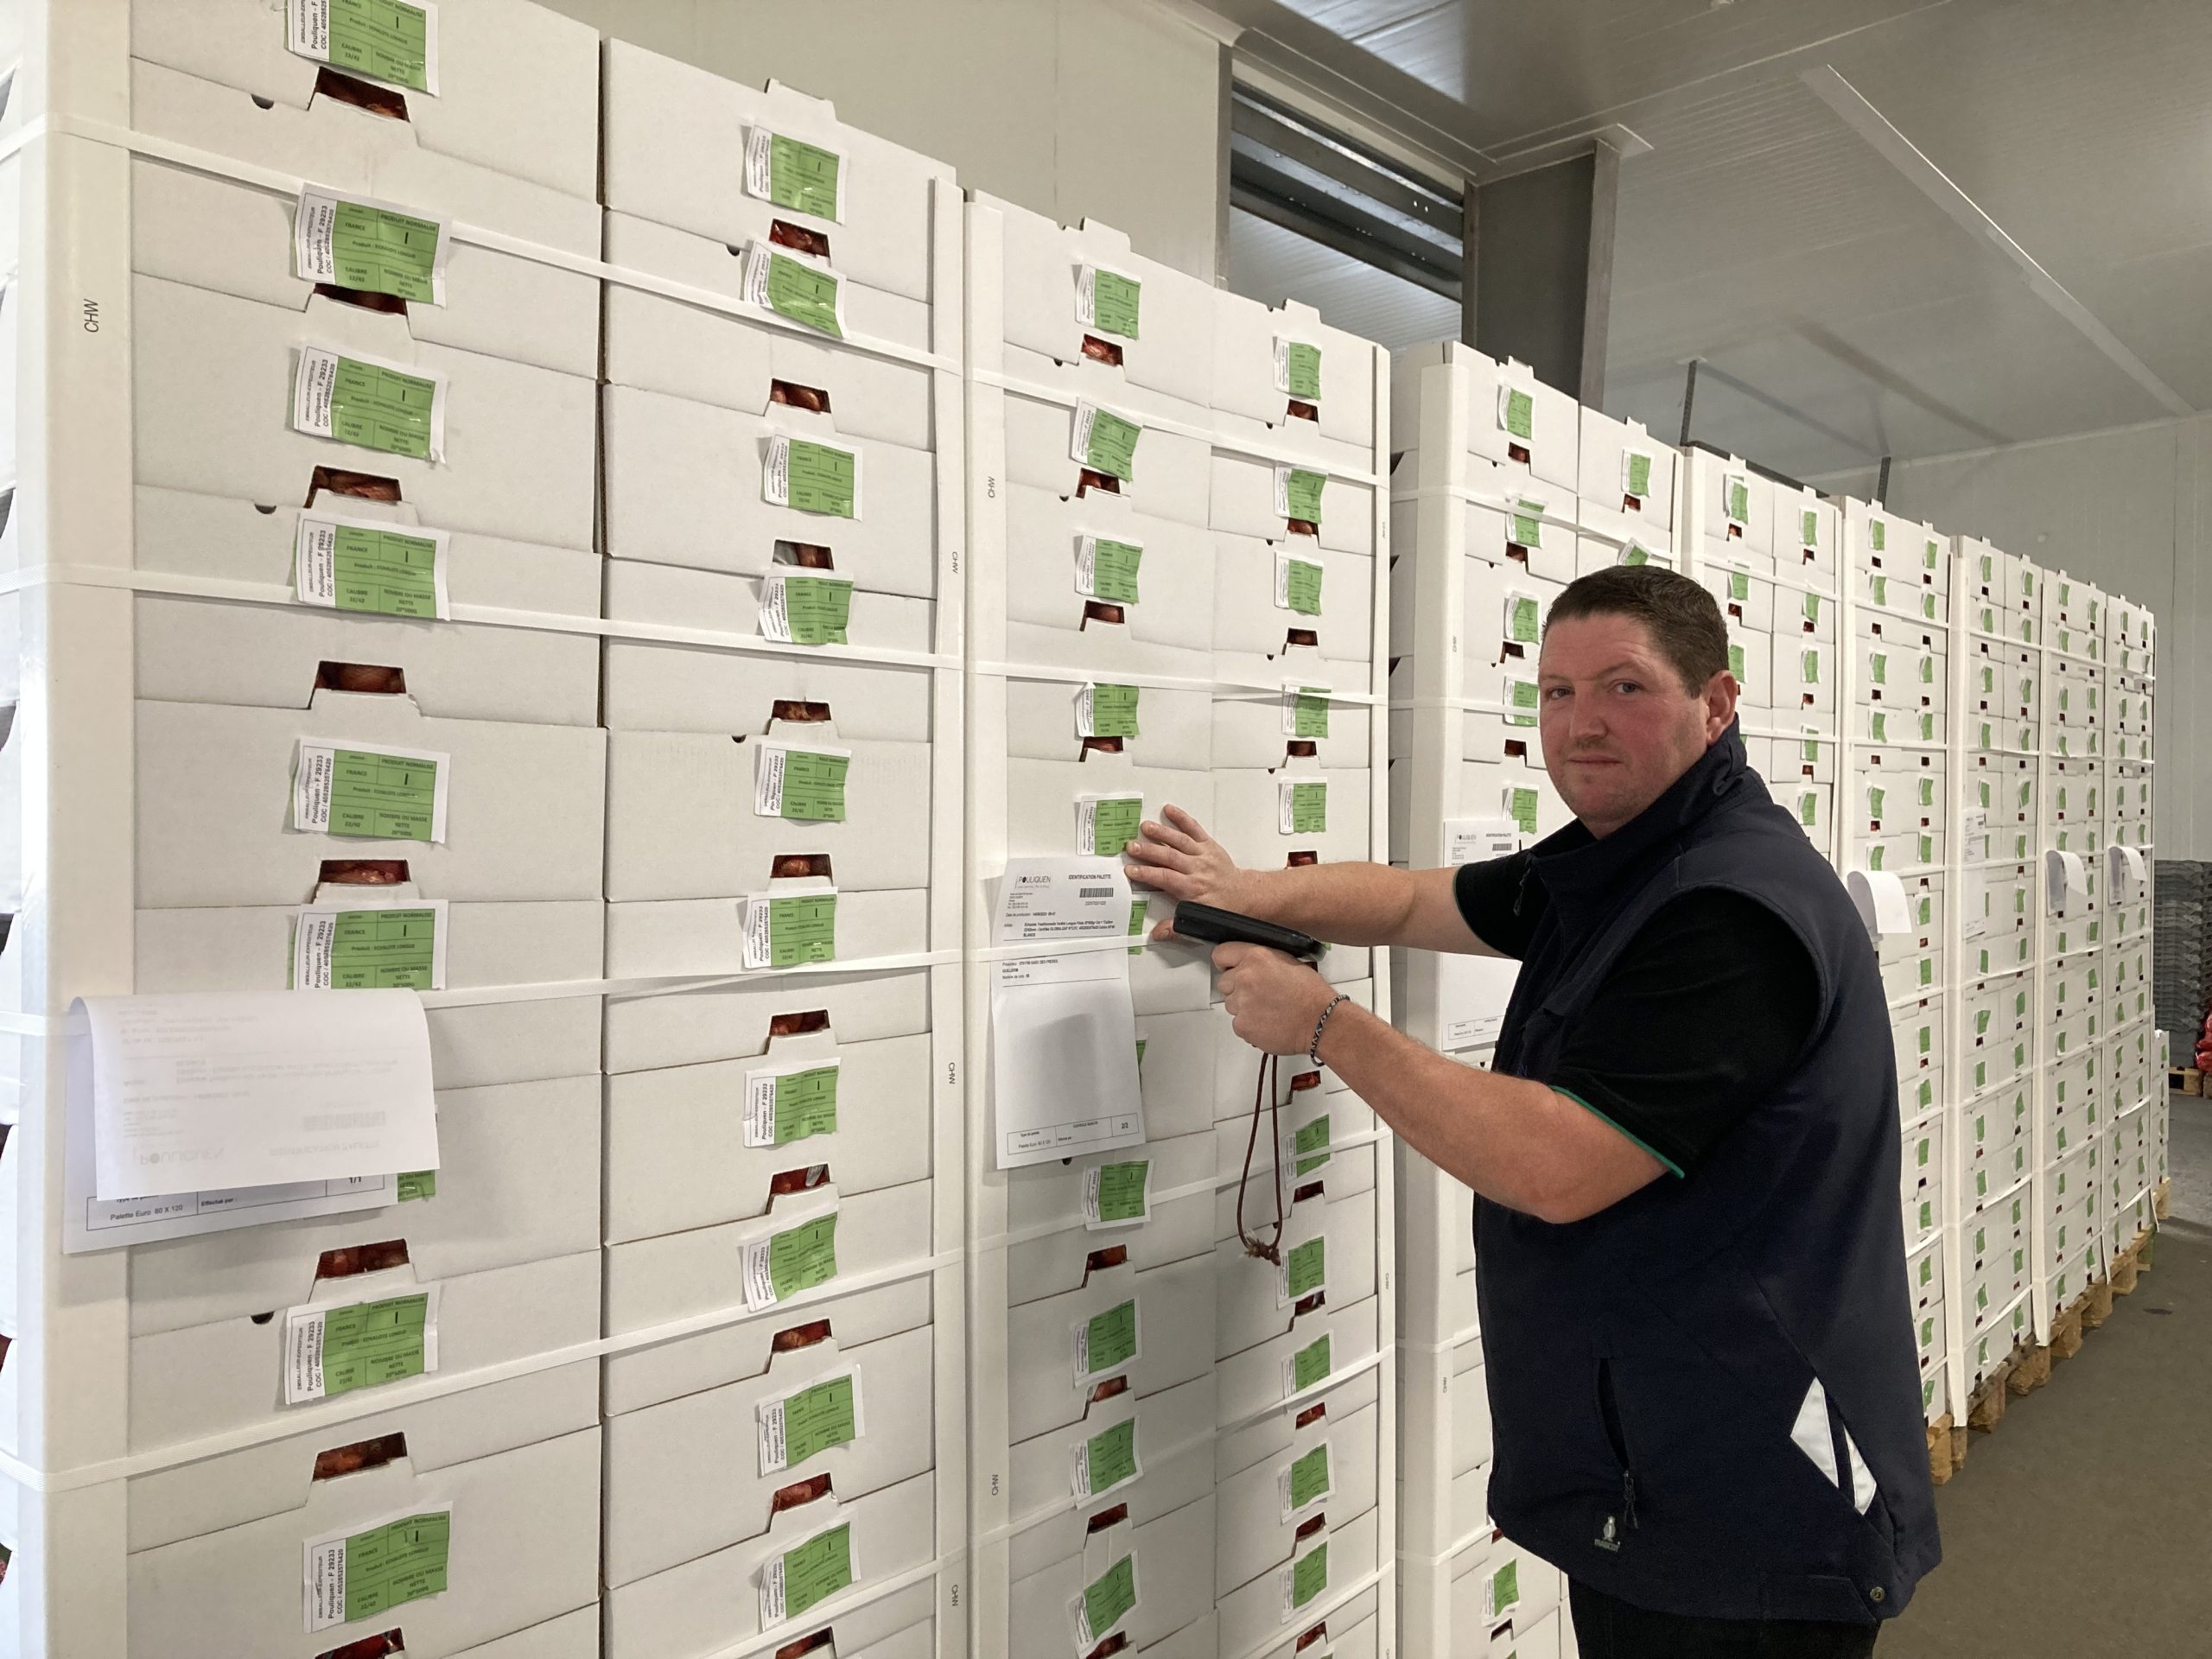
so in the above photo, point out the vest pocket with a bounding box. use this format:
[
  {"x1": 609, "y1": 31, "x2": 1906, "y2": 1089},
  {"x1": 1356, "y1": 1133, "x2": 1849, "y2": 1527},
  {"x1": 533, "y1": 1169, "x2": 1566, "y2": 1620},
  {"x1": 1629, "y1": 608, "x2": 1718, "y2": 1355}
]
[{"x1": 1596, "y1": 1357, "x2": 1639, "y2": 1539}]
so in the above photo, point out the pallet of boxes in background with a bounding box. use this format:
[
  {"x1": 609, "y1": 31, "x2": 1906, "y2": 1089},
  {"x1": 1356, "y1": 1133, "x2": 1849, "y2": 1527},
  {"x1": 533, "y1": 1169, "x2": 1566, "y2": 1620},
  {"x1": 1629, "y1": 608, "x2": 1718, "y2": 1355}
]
[
  {"x1": 963, "y1": 195, "x2": 1395, "y2": 1659},
  {"x1": 596, "y1": 39, "x2": 968, "y2": 1659},
  {"x1": 0, "y1": 3, "x2": 613, "y2": 1655}
]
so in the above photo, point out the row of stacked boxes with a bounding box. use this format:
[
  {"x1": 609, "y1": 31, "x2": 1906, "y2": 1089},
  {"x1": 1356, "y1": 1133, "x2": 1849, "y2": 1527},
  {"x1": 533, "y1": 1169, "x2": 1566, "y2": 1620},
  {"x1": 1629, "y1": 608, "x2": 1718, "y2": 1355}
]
[{"x1": 961, "y1": 178, "x2": 1396, "y2": 1659}]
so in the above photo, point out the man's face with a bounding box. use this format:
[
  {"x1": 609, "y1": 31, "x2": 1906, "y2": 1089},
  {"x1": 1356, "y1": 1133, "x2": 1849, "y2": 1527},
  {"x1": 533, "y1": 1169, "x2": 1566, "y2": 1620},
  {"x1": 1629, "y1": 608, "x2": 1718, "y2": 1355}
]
[{"x1": 1538, "y1": 611, "x2": 1735, "y2": 837}]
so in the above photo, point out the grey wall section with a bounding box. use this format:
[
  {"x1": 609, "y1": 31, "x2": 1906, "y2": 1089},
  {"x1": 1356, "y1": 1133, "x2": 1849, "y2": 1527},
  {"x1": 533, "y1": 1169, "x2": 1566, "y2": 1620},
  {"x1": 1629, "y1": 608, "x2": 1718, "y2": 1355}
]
[
  {"x1": 1473, "y1": 155, "x2": 1595, "y2": 398},
  {"x1": 540, "y1": 0, "x2": 1226, "y2": 280},
  {"x1": 1837, "y1": 419, "x2": 2208, "y2": 859}
]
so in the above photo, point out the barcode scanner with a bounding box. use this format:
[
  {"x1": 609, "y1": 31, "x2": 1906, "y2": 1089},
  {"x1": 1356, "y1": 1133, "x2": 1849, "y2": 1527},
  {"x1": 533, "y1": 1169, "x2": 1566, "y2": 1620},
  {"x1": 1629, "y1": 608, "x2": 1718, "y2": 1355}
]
[{"x1": 1162, "y1": 902, "x2": 1325, "y2": 1266}]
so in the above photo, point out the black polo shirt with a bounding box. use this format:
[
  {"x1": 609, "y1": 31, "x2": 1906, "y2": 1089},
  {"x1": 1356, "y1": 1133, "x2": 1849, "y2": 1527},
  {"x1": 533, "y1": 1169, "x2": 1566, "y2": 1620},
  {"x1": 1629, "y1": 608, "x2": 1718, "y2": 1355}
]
[{"x1": 1454, "y1": 852, "x2": 1821, "y2": 1176}]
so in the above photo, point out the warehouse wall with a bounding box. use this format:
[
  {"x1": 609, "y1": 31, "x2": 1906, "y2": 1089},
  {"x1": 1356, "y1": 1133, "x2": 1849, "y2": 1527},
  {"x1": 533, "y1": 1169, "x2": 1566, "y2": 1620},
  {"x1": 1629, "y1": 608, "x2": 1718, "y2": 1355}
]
[
  {"x1": 1821, "y1": 416, "x2": 2212, "y2": 861},
  {"x1": 540, "y1": 0, "x2": 1229, "y2": 280}
]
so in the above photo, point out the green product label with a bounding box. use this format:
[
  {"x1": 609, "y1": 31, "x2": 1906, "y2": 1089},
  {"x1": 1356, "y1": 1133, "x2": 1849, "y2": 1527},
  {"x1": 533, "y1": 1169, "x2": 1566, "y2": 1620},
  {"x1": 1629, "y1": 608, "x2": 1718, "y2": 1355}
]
[
  {"x1": 340, "y1": 1511, "x2": 450, "y2": 1624},
  {"x1": 327, "y1": 906, "x2": 438, "y2": 989},
  {"x1": 772, "y1": 575, "x2": 854, "y2": 645},
  {"x1": 1921, "y1": 654, "x2": 1936, "y2": 683},
  {"x1": 1728, "y1": 644, "x2": 1745, "y2": 679},
  {"x1": 1803, "y1": 739, "x2": 1821, "y2": 763},
  {"x1": 1084, "y1": 1418, "x2": 1140, "y2": 1496},
  {"x1": 1869, "y1": 845, "x2": 1885, "y2": 871},
  {"x1": 1726, "y1": 479, "x2": 1750, "y2": 524},
  {"x1": 1872, "y1": 521, "x2": 1887, "y2": 552},
  {"x1": 1285, "y1": 558, "x2": 1324, "y2": 616},
  {"x1": 1804, "y1": 593, "x2": 1822, "y2": 624},
  {"x1": 1285, "y1": 341, "x2": 1322, "y2": 400},
  {"x1": 1869, "y1": 786, "x2": 1886, "y2": 819},
  {"x1": 1087, "y1": 537, "x2": 1142, "y2": 604},
  {"x1": 776, "y1": 750, "x2": 851, "y2": 822},
  {"x1": 764, "y1": 249, "x2": 843, "y2": 338},
  {"x1": 772, "y1": 1066, "x2": 841, "y2": 1145},
  {"x1": 1503, "y1": 388, "x2": 1534, "y2": 441},
  {"x1": 1729, "y1": 569, "x2": 1750, "y2": 601},
  {"x1": 327, "y1": 747, "x2": 439, "y2": 841},
  {"x1": 323, "y1": 0, "x2": 434, "y2": 92},
  {"x1": 396, "y1": 1169, "x2": 435, "y2": 1201},
  {"x1": 1918, "y1": 1138, "x2": 1931, "y2": 1167},
  {"x1": 325, "y1": 200, "x2": 441, "y2": 303},
  {"x1": 1285, "y1": 467, "x2": 1327, "y2": 524},
  {"x1": 1920, "y1": 776, "x2": 1936, "y2": 809},
  {"x1": 1923, "y1": 591, "x2": 1939, "y2": 621},
  {"x1": 1872, "y1": 574, "x2": 1889, "y2": 607},
  {"x1": 1294, "y1": 1114, "x2": 1332, "y2": 1177},
  {"x1": 1292, "y1": 1334, "x2": 1332, "y2": 1392},
  {"x1": 327, "y1": 353, "x2": 438, "y2": 459},
  {"x1": 1128, "y1": 900, "x2": 1148, "y2": 957},
  {"x1": 323, "y1": 522, "x2": 441, "y2": 617},
  {"x1": 1918, "y1": 1025, "x2": 1932, "y2": 1054},
  {"x1": 1920, "y1": 834, "x2": 1935, "y2": 866},
  {"x1": 1286, "y1": 1236, "x2": 1326, "y2": 1300},
  {"x1": 1291, "y1": 1541, "x2": 1329, "y2": 1611},
  {"x1": 766, "y1": 893, "x2": 838, "y2": 967},
  {"x1": 1799, "y1": 793, "x2": 1818, "y2": 829},
  {"x1": 1508, "y1": 677, "x2": 1539, "y2": 728},
  {"x1": 1084, "y1": 1300, "x2": 1139, "y2": 1376},
  {"x1": 322, "y1": 1294, "x2": 432, "y2": 1397},
  {"x1": 1095, "y1": 1160, "x2": 1149, "y2": 1224},
  {"x1": 1919, "y1": 957, "x2": 1934, "y2": 987},
  {"x1": 766, "y1": 134, "x2": 842, "y2": 218},
  {"x1": 769, "y1": 1212, "x2": 840, "y2": 1300},
  {"x1": 1872, "y1": 652, "x2": 1888, "y2": 685},
  {"x1": 1084, "y1": 1554, "x2": 1139, "y2": 1642},
  {"x1": 782, "y1": 440, "x2": 858, "y2": 518},
  {"x1": 1512, "y1": 505, "x2": 1543, "y2": 548},
  {"x1": 1084, "y1": 683, "x2": 1141, "y2": 738},
  {"x1": 1287, "y1": 782, "x2": 1328, "y2": 835},
  {"x1": 1927, "y1": 539, "x2": 1942, "y2": 569},
  {"x1": 1491, "y1": 1559, "x2": 1521, "y2": 1616},
  {"x1": 1288, "y1": 1443, "x2": 1332, "y2": 1511},
  {"x1": 1802, "y1": 509, "x2": 1820, "y2": 547},
  {"x1": 1089, "y1": 797, "x2": 1142, "y2": 858},
  {"x1": 1626, "y1": 452, "x2": 1653, "y2": 498},
  {"x1": 1510, "y1": 787, "x2": 1539, "y2": 837},
  {"x1": 782, "y1": 1522, "x2": 855, "y2": 1621},
  {"x1": 1622, "y1": 543, "x2": 1650, "y2": 566},
  {"x1": 1092, "y1": 270, "x2": 1141, "y2": 339},
  {"x1": 1084, "y1": 408, "x2": 1142, "y2": 480},
  {"x1": 1293, "y1": 689, "x2": 1332, "y2": 739},
  {"x1": 782, "y1": 1374, "x2": 859, "y2": 1466},
  {"x1": 1510, "y1": 595, "x2": 1541, "y2": 644}
]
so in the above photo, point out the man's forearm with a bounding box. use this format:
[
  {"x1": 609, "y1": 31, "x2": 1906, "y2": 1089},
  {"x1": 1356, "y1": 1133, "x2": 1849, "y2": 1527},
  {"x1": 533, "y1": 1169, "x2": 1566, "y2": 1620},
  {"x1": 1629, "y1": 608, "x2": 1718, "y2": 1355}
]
[
  {"x1": 1313, "y1": 1003, "x2": 1663, "y2": 1223},
  {"x1": 1233, "y1": 861, "x2": 1418, "y2": 947}
]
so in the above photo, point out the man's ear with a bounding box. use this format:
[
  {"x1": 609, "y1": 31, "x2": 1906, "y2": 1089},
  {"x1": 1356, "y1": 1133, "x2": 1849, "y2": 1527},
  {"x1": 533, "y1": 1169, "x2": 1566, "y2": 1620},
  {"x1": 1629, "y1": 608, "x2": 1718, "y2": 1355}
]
[{"x1": 1704, "y1": 668, "x2": 1738, "y2": 739}]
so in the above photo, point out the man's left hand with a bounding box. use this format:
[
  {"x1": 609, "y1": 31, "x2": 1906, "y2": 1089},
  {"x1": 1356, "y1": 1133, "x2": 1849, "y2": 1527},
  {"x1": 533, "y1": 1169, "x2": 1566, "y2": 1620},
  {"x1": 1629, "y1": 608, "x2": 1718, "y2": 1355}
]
[{"x1": 1214, "y1": 942, "x2": 1339, "y2": 1056}]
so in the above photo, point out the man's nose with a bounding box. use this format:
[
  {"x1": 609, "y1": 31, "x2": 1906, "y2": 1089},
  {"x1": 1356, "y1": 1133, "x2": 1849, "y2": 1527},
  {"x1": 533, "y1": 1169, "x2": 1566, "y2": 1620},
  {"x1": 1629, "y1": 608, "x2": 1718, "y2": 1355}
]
[{"x1": 1567, "y1": 693, "x2": 1608, "y2": 744}]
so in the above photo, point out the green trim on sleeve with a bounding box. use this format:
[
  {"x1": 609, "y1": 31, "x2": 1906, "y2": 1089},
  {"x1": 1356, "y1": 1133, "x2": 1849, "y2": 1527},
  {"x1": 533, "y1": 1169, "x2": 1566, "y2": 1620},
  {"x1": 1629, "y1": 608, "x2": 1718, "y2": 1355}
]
[{"x1": 1554, "y1": 1086, "x2": 1688, "y2": 1179}]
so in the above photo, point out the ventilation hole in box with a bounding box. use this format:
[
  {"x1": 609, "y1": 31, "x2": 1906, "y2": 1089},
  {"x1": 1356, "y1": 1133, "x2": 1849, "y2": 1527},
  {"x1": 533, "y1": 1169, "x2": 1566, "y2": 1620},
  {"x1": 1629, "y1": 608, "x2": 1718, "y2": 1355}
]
[
  {"x1": 1081, "y1": 335, "x2": 1122, "y2": 367},
  {"x1": 314, "y1": 283, "x2": 407, "y2": 317},
  {"x1": 315, "y1": 1240, "x2": 410, "y2": 1282},
  {"x1": 772, "y1": 1318, "x2": 833, "y2": 1354},
  {"x1": 770, "y1": 379, "x2": 831, "y2": 415},
  {"x1": 305, "y1": 466, "x2": 403, "y2": 506},
  {"x1": 768, "y1": 220, "x2": 831, "y2": 261},
  {"x1": 317, "y1": 662, "x2": 408, "y2": 696},
  {"x1": 769, "y1": 1010, "x2": 832, "y2": 1039},
  {"x1": 319, "y1": 860, "x2": 410, "y2": 887},
  {"x1": 314, "y1": 1432, "x2": 408, "y2": 1482},
  {"x1": 773, "y1": 540, "x2": 836, "y2": 569},
  {"x1": 313, "y1": 67, "x2": 410, "y2": 121}
]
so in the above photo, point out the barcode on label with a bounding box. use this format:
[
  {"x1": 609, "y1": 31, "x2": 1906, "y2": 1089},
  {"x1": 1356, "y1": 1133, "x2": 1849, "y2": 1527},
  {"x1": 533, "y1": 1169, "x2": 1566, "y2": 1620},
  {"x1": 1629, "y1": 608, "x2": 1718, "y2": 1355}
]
[{"x1": 1077, "y1": 887, "x2": 1114, "y2": 899}]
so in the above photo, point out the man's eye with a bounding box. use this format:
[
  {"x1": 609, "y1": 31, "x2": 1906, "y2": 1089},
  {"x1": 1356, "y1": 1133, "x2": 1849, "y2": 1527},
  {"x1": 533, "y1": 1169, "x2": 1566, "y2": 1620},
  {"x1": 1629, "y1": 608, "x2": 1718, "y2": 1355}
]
[
  {"x1": 1613, "y1": 681, "x2": 1642, "y2": 695},
  {"x1": 1543, "y1": 686, "x2": 1572, "y2": 700}
]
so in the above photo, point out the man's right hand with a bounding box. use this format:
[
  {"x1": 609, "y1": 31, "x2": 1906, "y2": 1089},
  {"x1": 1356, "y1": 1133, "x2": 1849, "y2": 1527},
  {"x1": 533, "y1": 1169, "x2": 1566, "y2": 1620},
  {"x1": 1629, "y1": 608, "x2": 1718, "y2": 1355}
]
[{"x1": 1124, "y1": 804, "x2": 1253, "y2": 940}]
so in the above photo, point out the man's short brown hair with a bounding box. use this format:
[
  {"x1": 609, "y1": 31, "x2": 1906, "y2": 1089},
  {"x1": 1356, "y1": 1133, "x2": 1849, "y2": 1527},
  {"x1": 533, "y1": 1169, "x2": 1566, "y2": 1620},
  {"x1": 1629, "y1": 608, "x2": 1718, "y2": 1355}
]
[{"x1": 1543, "y1": 564, "x2": 1731, "y2": 695}]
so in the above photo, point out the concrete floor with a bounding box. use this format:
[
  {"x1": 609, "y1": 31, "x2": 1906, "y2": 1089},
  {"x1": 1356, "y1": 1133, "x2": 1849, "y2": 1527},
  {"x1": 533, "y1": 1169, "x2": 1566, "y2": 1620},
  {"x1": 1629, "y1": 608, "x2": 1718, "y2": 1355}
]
[{"x1": 1878, "y1": 1092, "x2": 2212, "y2": 1656}]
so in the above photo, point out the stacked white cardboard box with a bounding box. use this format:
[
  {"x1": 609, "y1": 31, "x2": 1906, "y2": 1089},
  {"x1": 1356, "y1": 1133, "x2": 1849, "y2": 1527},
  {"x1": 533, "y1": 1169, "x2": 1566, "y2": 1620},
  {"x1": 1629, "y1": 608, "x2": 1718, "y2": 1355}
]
[
  {"x1": 594, "y1": 41, "x2": 968, "y2": 1659},
  {"x1": 963, "y1": 194, "x2": 1396, "y2": 1659}
]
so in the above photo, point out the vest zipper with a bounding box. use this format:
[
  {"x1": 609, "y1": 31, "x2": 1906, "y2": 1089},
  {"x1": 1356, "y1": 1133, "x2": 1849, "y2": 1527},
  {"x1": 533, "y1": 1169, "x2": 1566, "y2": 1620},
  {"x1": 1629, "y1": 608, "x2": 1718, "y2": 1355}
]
[{"x1": 1597, "y1": 1359, "x2": 1638, "y2": 1531}]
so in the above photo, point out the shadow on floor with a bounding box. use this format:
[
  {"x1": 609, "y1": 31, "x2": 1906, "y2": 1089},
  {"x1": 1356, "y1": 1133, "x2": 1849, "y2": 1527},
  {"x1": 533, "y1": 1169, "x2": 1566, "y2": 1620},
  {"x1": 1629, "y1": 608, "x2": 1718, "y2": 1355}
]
[{"x1": 1878, "y1": 1095, "x2": 2212, "y2": 1656}]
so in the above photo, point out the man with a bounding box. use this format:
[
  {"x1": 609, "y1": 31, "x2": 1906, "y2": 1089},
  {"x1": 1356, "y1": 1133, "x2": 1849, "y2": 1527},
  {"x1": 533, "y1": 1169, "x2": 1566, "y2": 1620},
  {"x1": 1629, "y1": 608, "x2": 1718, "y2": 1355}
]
[{"x1": 1127, "y1": 566, "x2": 1937, "y2": 1656}]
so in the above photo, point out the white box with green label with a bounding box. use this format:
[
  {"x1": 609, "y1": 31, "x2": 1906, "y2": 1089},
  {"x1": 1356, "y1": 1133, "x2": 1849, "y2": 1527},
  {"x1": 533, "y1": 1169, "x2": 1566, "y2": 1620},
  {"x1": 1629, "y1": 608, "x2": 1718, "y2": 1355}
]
[
  {"x1": 602, "y1": 210, "x2": 937, "y2": 451},
  {"x1": 1004, "y1": 1134, "x2": 1216, "y2": 1305},
  {"x1": 604, "y1": 46, "x2": 951, "y2": 306},
  {"x1": 1215, "y1": 1503, "x2": 1377, "y2": 1656},
  {"x1": 604, "y1": 1319, "x2": 933, "y2": 1589},
  {"x1": 1852, "y1": 555, "x2": 1949, "y2": 634},
  {"x1": 125, "y1": 1367, "x2": 599, "y2": 1659},
  {"x1": 1001, "y1": 377, "x2": 1214, "y2": 531},
  {"x1": 603, "y1": 881, "x2": 924, "y2": 982},
  {"x1": 1689, "y1": 448, "x2": 1777, "y2": 569},
  {"x1": 605, "y1": 1179, "x2": 930, "y2": 1336},
  {"x1": 1005, "y1": 1255, "x2": 1216, "y2": 1446},
  {"x1": 605, "y1": 1030, "x2": 931, "y2": 1246},
  {"x1": 1700, "y1": 562, "x2": 1778, "y2": 633},
  {"x1": 131, "y1": 486, "x2": 602, "y2": 725},
  {"x1": 1765, "y1": 632, "x2": 1841, "y2": 726},
  {"x1": 1209, "y1": 453, "x2": 1376, "y2": 559},
  {"x1": 1215, "y1": 1393, "x2": 1379, "y2": 1599},
  {"x1": 1574, "y1": 530, "x2": 1676, "y2": 578},
  {"x1": 605, "y1": 724, "x2": 930, "y2": 900},
  {"x1": 976, "y1": 191, "x2": 1217, "y2": 411},
  {"x1": 1771, "y1": 481, "x2": 1842, "y2": 594},
  {"x1": 128, "y1": 134, "x2": 599, "y2": 378},
  {"x1": 1576, "y1": 407, "x2": 1677, "y2": 556},
  {"x1": 601, "y1": 387, "x2": 939, "y2": 598},
  {"x1": 1901, "y1": 1112, "x2": 1945, "y2": 1209},
  {"x1": 1216, "y1": 533, "x2": 1377, "y2": 683},
  {"x1": 1212, "y1": 1162, "x2": 1377, "y2": 1362},
  {"x1": 1209, "y1": 764, "x2": 1372, "y2": 881},
  {"x1": 1008, "y1": 1489, "x2": 1217, "y2": 1656},
  {"x1": 1007, "y1": 1370, "x2": 1215, "y2": 1531},
  {"x1": 1001, "y1": 637, "x2": 1214, "y2": 774},
  {"x1": 133, "y1": 693, "x2": 604, "y2": 907},
  {"x1": 1209, "y1": 1043, "x2": 1380, "y2": 1198},
  {"x1": 134, "y1": 274, "x2": 596, "y2": 552},
  {"x1": 1722, "y1": 619, "x2": 1774, "y2": 711},
  {"x1": 1006, "y1": 485, "x2": 1216, "y2": 654},
  {"x1": 1393, "y1": 341, "x2": 1579, "y2": 495},
  {"x1": 1439, "y1": 560, "x2": 1564, "y2": 682},
  {"x1": 1214, "y1": 295, "x2": 1380, "y2": 455},
  {"x1": 602, "y1": 568, "x2": 937, "y2": 738},
  {"x1": 607, "y1": 1471, "x2": 934, "y2": 1659},
  {"x1": 1211, "y1": 646, "x2": 1376, "y2": 774}
]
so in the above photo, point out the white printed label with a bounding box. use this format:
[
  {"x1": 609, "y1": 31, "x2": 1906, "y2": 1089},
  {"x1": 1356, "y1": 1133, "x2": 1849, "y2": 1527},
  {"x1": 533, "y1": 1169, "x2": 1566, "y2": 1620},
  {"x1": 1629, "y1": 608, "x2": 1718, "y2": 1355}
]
[
  {"x1": 291, "y1": 185, "x2": 452, "y2": 304},
  {"x1": 743, "y1": 125, "x2": 848, "y2": 221},
  {"x1": 289, "y1": 738, "x2": 452, "y2": 843},
  {"x1": 286, "y1": 0, "x2": 442, "y2": 94},
  {"x1": 755, "y1": 1365, "x2": 864, "y2": 1476},
  {"x1": 290, "y1": 896, "x2": 449, "y2": 991},
  {"x1": 283, "y1": 1284, "x2": 442, "y2": 1405},
  {"x1": 757, "y1": 1519, "x2": 859, "y2": 1627},
  {"x1": 1075, "y1": 793, "x2": 1144, "y2": 857},
  {"x1": 291, "y1": 510, "x2": 452, "y2": 618},
  {"x1": 290, "y1": 344, "x2": 449, "y2": 462}
]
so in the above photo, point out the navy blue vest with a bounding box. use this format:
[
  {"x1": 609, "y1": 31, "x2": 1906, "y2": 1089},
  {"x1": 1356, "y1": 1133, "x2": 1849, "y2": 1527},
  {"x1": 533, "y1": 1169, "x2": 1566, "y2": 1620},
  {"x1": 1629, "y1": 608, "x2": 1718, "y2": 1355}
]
[{"x1": 1480, "y1": 725, "x2": 1939, "y2": 1624}]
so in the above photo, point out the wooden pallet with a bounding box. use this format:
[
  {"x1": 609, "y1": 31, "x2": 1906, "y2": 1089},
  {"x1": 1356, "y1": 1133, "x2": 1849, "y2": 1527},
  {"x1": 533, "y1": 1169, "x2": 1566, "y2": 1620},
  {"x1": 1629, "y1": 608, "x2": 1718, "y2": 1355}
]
[
  {"x1": 2173, "y1": 1068, "x2": 2204, "y2": 1096},
  {"x1": 1926, "y1": 1414, "x2": 1957, "y2": 1485},
  {"x1": 1967, "y1": 1363, "x2": 2012, "y2": 1433}
]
